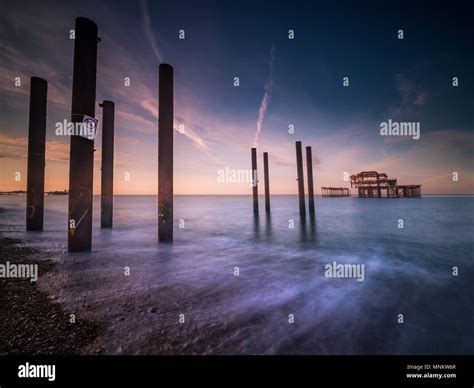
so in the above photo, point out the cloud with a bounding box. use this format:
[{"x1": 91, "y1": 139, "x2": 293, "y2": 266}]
[
  {"x1": 140, "y1": 99, "x2": 157, "y2": 118},
  {"x1": 253, "y1": 45, "x2": 275, "y2": 148},
  {"x1": 414, "y1": 91, "x2": 428, "y2": 106},
  {"x1": 389, "y1": 73, "x2": 429, "y2": 118},
  {"x1": 174, "y1": 120, "x2": 217, "y2": 161},
  {"x1": 0, "y1": 133, "x2": 70, "y2": 162},
  {"x1": 0, "y1": 0, "x2": 235, "y2": 171},
  {"x1": 115, "y1": 135, "x2": 141, "y2": 145},
  {"x1": 0, "y1": 39, "x2": 71, "y2": 113},
  {"x1": 116, "y1": 109, "x2": 155, "y2": 134},
  {"x1": 139, "y1": 0, "x2": 164, "y2": 63},
  {"x1": 138, "y1": 98, "x2": 217, "y2": 159}
]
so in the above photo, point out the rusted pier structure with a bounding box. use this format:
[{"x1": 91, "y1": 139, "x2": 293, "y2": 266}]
[
  {"x1": 67, "y1": 17, "x2": 99, "y2": 252},
  {"x1": 158, "y1": 64, "x2": 174, "y2": 242},
  {"x1": 26, "y1": 77, "x2": 47, "y2": 231},
  {"x1": 251, "y1": 147, "x2": 258, "y2": 214},
  {"x1": 350, "y1": 171, "x2": 421, "y2": 198},
  {"x1": 321, "y1": 187, "x2": 350, "y2": 197},
  {"x1": 99, "y1": 100, "x2": 114, "y2": 228},
  {"x1": 263, "y1": 152, "x2": 270, "y2": 213}
]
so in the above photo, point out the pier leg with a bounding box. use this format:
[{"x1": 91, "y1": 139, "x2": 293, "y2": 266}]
[
  {"x1": 251, "y1": 147, "x2": 259, "y2": 214},
  {"x1": 263, "y1": 152, "x2": 270, "y2": 213},
  {"x1": 26, "y1": 77, "x2": 47, "y2": 231},
  {"x1": 99, "y1": 100, "x2": 114, "y2": 228},
  {"x1": 306, "y1": 146, "x2": 315, "y2": 216},
  {"x1": 158, "y1": 64, "x2": 174, "y2": 242},
  {"x1": 295, "y1": 141, "x2": 305, "y2": 217},
  {"x1": 67, "y1": 17, "x2": 98, "y2": 252}
]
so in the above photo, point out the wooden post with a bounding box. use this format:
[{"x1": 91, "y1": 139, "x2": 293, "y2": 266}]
[
  {"x1": 26, "y1": 77, "x2": 47, "y2": 231},
  {"x1": 99, "y1": 100, "x2": 114, "y2": 228},
  {"x1": 67, "y1": 17, "x2": 98, "y2": 252},
  {"x1": 295, "y1": 141, "x2": 305, "y2": 217},
  {"x1": 251, "y1": 147, "x2": 258, "y2": 214},
  {"x1": 263, "y1": 152, "x2": 270, "y2": 213},
  {"x1": 158, "y1": 64, "x2": 174, "y2": 242},
  {"x1": 306, "y1": 146, "x2": 315, "y2": 216}
]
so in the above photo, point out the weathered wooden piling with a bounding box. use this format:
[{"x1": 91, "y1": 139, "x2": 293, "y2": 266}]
[
  {"x1": 26, "y1": 77, "x2": 47, "y2": 231},
  {"x1": 158, "y1": 64, "x2": 174, "y2": 242},
  {"x1": 295, "y1": 141, "x2": 305, "y2": 217},
  {"x1": 251, "y1": 147, "x2": 258, "y2": 214},
  {"x1": 263, "y1": 152, "x2": 270, "y2": 213},
  {"x1": 306, "y1": 146, "x2": 315, "y2": 216},
  {"x1": 67, "y1": 17, "x2": 98, "y2": 252},
  {"x1": 99, "y1": 100, "x2": 114, "y2": 228}
]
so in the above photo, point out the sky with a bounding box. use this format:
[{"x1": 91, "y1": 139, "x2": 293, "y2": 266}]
[{"x1": 0, "y1": 0, "x2": 473, "y2": 194}]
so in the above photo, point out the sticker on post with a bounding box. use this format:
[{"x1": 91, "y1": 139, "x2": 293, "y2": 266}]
[{"x1": 80, "y1": 115, "x2": 99, "y2": 140}]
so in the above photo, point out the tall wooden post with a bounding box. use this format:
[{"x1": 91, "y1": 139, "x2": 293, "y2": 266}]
[
  {"x1": 99, "y1": 100, "x2": 114, "y2": 228},
  {"x1": 306, "y1": 146, "x2": 315, "y2": 216},
  {"x1": 67, "y1": 17, "x2": 98, "y2": 252},
  {"x1": 26, "y1": 77, "x2": 47, "y2": 231},
  {"x1": 295, "y1": 141, "x2": 305, "y2": 217},
  {"x1": 251, "y1": 147, "x2": 258, "y2": 214},
  {"x1": 158, "y1": 64, "x2": 174, "y2": 242},
  {"x1": 263, "y1": 152, "x2": 270, "y2": 213}
]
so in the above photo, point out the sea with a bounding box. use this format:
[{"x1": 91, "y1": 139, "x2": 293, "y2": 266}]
[{"x1": 0, "y1": 195, "x2": 473, "y2": 355}]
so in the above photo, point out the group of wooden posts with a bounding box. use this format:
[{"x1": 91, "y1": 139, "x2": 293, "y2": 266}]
[
  {"x1": 25, "y1": 17, "x2": 173, "y2": 252},
  {"x1": 24, "y1": 17, "x2": 318, "y2": 253},
  {"x1": 251, "y1": 141, "x2": 316, "y2": 218}
]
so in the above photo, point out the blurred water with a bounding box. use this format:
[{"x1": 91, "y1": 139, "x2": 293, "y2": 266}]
[{"x1": 0, "y1": 195, "x2": 473, "y2": 354}]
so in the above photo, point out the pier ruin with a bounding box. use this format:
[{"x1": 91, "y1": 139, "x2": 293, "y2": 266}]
[
  {"x1": 350, "y1": 171, "x2": 421, "y2": 198},
  {"x1": 321, "y1": 187, "x2": 350, "y2": 197}
]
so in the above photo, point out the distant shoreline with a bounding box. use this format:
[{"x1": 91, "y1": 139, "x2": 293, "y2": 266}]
[{"x1": 0, "y1": 191, "x2": 68, "y2": 196}]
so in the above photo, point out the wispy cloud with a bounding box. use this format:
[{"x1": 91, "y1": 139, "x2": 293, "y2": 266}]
[
  {"x1": 0, "y1": 133, "x2": 71, "y2": 162},
  {"x1": 139, "y1": 0, "x2": 164, "y2": 63},
  {"x1": 174, "y1": 119, "x2": 218, "y2": 161},
  {"x1": 253, "y1": 45, "x2": 275, "y2": 148},
  {"x1": 115, "y1": 135, "x2": 141, "y2": 144},
  {"x1": 137, "y1": 98, "x2": 217, "y2": 160}
]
